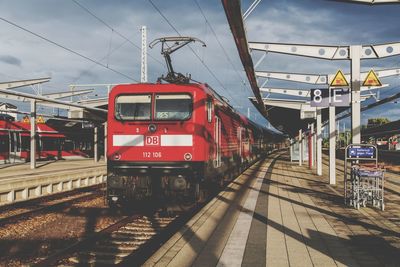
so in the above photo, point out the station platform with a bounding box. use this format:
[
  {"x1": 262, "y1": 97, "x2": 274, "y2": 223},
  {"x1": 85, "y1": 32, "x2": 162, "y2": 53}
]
[
  {"x1": 144, "y1": 151, "x2": 400, "y2": 267},
  {"x1": 0, "y1": 159, "x2": 106, "y2": 205}
]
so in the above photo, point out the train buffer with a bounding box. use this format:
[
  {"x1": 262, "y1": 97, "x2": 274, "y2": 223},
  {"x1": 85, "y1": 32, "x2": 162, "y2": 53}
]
[{"x1": 143, "y1": 152, "x2": 400, "y2": 267}]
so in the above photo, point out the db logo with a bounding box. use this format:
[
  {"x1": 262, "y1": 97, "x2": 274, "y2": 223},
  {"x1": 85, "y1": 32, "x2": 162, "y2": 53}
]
[{"x1": 145, "y1": 136, "x2": 159, "y2": 146}]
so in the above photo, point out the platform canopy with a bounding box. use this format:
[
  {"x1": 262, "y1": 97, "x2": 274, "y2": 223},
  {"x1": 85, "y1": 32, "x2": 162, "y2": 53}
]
[
  {"x1": 339, "y1": 0, "x2": 400, "y2": 4},
  {"x1": 222, "y1": 0, "x2": 400, "y2": 137},
  {"x1": 221, "y1": 0, "x2": 266, "y2": 117},
  {"x1": 248, "y1": 97, "x2": 310, "y2": 136}
]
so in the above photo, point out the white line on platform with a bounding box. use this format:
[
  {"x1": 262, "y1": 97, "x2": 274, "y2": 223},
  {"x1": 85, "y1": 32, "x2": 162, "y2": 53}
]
[{"x1": 217, "y1": 165, "x2": 268, "y2": 267}]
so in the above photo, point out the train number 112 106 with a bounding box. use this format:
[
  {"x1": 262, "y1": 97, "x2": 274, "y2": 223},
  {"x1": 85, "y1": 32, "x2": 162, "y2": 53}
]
[{"x1": 143, "y1": 152, "x2": 162, "y2": 158}]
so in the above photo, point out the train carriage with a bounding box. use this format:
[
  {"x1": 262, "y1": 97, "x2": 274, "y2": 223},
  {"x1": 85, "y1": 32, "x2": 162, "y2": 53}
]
[
  {"x1": 0, "y1": 118, "x2": 94, "y2": 163},
  {"x1": 0, "y1": 120, "x2": 10, "y2": 162}
]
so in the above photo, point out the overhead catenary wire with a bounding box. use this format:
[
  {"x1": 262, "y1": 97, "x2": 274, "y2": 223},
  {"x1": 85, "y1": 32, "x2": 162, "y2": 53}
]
[
  {"x1": 147, "y1": 0, "x2": 241, "y2": 107},
  {"x1": 0, "y1": 17, "x2": 138, "y2": 82},
  {"x1": 69, "y1": 39, "x2": 130, "y2": 85},
  {"x1": 193, "y1": 0, "x2": 266, "y2": 120},
  {"x1": 106, "y1": 29, "x2": 114, "y2": 68},
  {"x1": 193, "y1": 0, "x2": 250, "y2": 92},
  {"x1": 70, "y1": 0, "x2": 165, "y2": 68}
]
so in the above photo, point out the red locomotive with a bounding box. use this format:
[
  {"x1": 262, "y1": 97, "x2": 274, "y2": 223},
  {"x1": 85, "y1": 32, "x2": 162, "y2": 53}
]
[
  {"x1": 106, "y1": 37, "x2": 281, "y2": 206},
  {"x1": 106, "y1": 83, "x2": 278, "y2": 204}
]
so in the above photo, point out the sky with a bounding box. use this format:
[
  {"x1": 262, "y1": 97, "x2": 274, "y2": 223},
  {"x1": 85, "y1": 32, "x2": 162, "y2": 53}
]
[{"x1": 0, "y1": 0, "x2": 399, "y2": 129}]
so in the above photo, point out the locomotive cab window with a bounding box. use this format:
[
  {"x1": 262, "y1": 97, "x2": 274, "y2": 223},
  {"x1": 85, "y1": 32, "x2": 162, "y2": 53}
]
[
  {"x1": 155, "y1": 94, "x2": 192, "y2": 120},
  {"x1": 115, "y1": 94, "x2": 151, "y2": 120}
]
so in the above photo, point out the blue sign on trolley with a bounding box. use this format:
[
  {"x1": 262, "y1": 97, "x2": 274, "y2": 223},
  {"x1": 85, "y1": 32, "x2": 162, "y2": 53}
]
[{"x1": 347, "y1": 145, "x2": 376, "y2": 159}]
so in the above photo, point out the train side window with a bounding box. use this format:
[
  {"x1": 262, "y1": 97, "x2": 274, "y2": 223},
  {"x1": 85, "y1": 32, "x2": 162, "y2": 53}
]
[
  {"x1": 0, "y1": 135, "x2": 8, "y2": 152},
  {"x1": 207, "y1": 99, "x2": 213, "y2": 123},
  {"x1": 16, "y1": 133, "x2": 21, "y2": 152},
  {"x1": 41, "y1": 137, "x2": 59, "y2": 151},
  {"x1": 10, "y1": 132, "x2": 15, "y2": 152},
  {"x1": 64, "y1": 140, "x2": 74, "y2": 151},
  {"x1": 21, "y1": 136, "x2": 29, "y2": 151}
]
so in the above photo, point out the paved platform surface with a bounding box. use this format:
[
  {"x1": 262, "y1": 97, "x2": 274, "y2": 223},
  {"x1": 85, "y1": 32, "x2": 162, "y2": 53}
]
[
  {"x1": 0, "y1": 159, "x2": 106, "y2": 205},
  {"x1": 145, "y1": 151, "x2": 400, "y2": 267},
  {"x1": 0, "y1": 158, "x2": 106, "y2": 181}
]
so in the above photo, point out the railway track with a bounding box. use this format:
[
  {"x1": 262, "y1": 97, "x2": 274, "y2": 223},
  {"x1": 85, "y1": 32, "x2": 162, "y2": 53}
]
[{"x1": 35, "y1": 206, "x2": 195, "y2": 266}]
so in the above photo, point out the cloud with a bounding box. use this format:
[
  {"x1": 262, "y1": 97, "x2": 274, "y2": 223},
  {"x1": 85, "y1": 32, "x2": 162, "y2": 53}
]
[
  {"x1": 76, "y1": 70, "x2": 99, "y2": 80},
  {"x1": 0, "y1": 0, "x2": 399, "y2": 127},
  {"x1": 0, "y1": 55, "x2": 22, "y2": 67}
]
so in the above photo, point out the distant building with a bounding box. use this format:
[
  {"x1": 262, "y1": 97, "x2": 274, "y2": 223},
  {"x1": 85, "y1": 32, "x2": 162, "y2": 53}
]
[
  {"x1": 0, "y1": 102, "x2": 17, "y2": 121},
  {"x1": 367, "y1": 118, "x2": 391, "y2": 128}
]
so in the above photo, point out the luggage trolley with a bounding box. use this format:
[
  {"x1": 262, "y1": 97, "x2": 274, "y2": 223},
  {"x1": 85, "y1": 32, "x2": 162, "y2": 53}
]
[{"x1": 344, "y1": 144, "x2": 385, "y2": 210}]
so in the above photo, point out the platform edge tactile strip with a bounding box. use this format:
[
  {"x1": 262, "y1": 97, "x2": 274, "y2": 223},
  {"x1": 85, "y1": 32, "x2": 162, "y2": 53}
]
[{"x1": 216, "y1": 157, "x2": 272, "y2": 267}]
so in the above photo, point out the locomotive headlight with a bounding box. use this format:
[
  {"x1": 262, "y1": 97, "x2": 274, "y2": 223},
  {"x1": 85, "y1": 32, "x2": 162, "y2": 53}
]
[
  {"x1": 113, "y1": 153, "x2": 121, "y2": 160},
  {"x1": 148, "y1": 124, "x2": 157, "y2": 133},
  {"x1": 184, "y1": 153, "x2": 192, "y2": 161}
]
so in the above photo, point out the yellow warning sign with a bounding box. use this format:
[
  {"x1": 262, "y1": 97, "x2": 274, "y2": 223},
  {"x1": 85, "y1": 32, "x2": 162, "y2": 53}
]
[
  {"x1": 22, "y1": 116, "x2": 30, "y2": 123},
  {"x1": 362, "y1": 69, "x2": 382, "y2": 87},
  {"x1": 36, "y1": 116, "x2": 45, "y2": 124},
  {"x1": 330, "y1": 70, "x2": 349, "y2": 87}
]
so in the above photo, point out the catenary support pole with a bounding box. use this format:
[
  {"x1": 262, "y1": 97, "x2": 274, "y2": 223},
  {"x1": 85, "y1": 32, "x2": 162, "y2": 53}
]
[
  {"x1": 317, "y1": 109, "x2": 322, "y2": 176},
  {"x1": 311, "y1": 123, "x2": 315, "y2": 168},
  {"x1": 329, "y1": 105, "x2": 336, "y2": 184},
  {"x1": 298, "y1": 129, "x2": 302, "y2": 166},
  {"x1": 290, "y1": 138, "x2": 293, "y2": 162},
  {"x1": 350, "y1": 45, "x2": 362, "y2": 144},
  {"x1": 303, "y1": 133, "x2": 307, "y2": 163},
  {"x1": 140, "y1": 26, "x2": 147, "y2": 83},
  {"x1": 94, "y1": 127, "x2": 98, "y2": 162},
  {"x1": 104, "y1": 122, "x2": 107, "y2": 163},
  {"x1": 308, "y1": 130, "x2": 312, "y2": 168},
  {"x1": 30, "y1": 100, "x2": 36, "y2": 170}
]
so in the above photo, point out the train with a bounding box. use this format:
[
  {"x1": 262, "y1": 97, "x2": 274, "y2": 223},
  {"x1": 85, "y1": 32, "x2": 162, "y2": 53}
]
[
  {"x1": 106, "y1": 82, "x2": 282, "y2": 206},
  {"x1": 361, "y1": 119, "x2": 400, "y2": 151},
  {"x1": 0, "y1": 115, "x2": 94, "y2": 163}
]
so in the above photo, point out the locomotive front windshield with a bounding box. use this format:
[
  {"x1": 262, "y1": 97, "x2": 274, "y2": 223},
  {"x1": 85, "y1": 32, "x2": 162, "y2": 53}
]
[
  {"x1": 115, "y1": 94, "x2": 151, "y2": 120},
  {"x1": 155, "y1": 94, "x2": 192, "y2": 120}
]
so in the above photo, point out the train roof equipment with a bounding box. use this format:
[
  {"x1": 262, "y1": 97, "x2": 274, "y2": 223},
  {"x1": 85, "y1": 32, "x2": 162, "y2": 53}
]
[{"x1": 149, "y1": 36, "x2": 206, "y2": 84}]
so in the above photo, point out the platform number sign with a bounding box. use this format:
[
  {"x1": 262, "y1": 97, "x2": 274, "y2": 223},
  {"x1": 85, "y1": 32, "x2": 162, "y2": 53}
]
[
  {"x1": 311, "y1": 88, "x2": 350, "y2": 107},
  {"x1": 311, "y1": 89, "x2": 329, "y2": 107}
]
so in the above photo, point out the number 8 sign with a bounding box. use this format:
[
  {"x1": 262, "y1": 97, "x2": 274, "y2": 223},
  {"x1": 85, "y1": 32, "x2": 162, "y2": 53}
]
[{"x1": 311, "y1": 89, "x2": 329, "y2": 107}]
